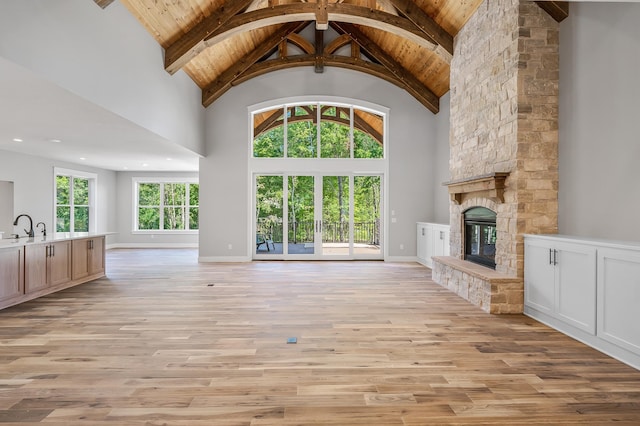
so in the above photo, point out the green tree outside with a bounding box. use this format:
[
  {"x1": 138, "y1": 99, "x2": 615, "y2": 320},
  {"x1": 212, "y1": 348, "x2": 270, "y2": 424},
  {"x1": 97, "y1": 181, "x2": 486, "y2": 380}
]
[{"x1": 253, "y1": 104, "x2": 383, "y2": 245}]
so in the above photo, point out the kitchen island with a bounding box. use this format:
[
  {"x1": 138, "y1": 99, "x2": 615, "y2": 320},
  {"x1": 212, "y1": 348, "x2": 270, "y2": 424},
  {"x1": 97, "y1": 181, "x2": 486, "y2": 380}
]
[{"x1": 0, "y1": 233, "x2": 109, "y2": 310}]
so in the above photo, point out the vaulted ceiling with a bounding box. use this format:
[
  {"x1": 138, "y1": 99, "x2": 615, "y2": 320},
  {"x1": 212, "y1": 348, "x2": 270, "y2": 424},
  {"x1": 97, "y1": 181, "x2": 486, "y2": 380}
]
[{"x1": 97, "y1": 0, "x2": 567, "y2": 115}]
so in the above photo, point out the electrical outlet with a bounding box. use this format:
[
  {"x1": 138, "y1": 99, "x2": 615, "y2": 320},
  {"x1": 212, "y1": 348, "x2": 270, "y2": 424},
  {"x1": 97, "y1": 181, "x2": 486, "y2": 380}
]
[
  {"x1": 400, "y1": 244, "x2": 404, "y2": 250},
  {"x1": 227, "y1": 244, "x2": 232, "y2": 250}
]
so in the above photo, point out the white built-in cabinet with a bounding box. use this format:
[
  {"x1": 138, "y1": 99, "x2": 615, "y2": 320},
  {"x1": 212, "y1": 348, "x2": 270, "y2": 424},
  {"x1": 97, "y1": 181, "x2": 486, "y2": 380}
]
[
  {"x1": 524, "y1": 238, "x2": 596, "y2": 334},
  {"x1": 525, "y1": 235, "x2": 640, "y2": 370},
  {"x1": 417, "y1": 222, "x2": 450, "y2": 268}
]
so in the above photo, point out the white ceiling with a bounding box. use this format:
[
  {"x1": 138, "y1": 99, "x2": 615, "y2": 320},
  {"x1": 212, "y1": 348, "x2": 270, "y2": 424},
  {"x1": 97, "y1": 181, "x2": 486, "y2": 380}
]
[{"x1": 0, "y1": 58, "x2": 200, "y2": 172}]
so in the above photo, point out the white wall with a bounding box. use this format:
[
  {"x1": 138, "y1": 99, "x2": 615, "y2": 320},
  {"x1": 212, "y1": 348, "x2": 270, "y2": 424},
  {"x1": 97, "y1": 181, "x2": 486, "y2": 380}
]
[
  {"x1": 200, "y1": 67, "x2": 437, "y2": 260},
  {"x1": 559, "y1": 2, "x2": 640, "y2": 242},
  {"x1": 0, "y1": 0, "x2": 205, "y2": 156},
  {"x1": 114, "y1": 171, "x2": 199, "y2": 247},
  {"x1": 0, "y1": 150, "x2": 117, "y2": 244},
  {"x1": 0, "y1": 181, "x2": 14, "y2": 236},
  {"x1": 432, "y1": 92, "x2": 451, "y2": 224}
]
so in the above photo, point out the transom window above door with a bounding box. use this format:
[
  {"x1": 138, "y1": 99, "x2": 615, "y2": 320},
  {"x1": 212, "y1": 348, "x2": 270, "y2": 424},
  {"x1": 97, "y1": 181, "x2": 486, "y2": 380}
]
[{"x1": 252, "y1": 102, "x2": 384, "y2": 159}]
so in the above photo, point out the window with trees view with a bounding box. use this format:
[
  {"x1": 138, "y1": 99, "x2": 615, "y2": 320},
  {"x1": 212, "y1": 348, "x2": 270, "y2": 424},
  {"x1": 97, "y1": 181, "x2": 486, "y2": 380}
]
[
  {"x1": 253, "y1": 103, "x2": 384, "y2": 159},
  {"x1": 55, "y1": 168, "x2": 96, "y2": 233},
  {"x1": 135, "y1": 179, "x2": 199, "y2": 231}
]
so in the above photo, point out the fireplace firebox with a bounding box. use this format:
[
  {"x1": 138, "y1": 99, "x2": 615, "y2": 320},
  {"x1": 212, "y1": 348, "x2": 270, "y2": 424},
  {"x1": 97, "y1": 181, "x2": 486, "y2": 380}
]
[{"x1": 464, "y1": 207, "x2": 497, "y2": 269}]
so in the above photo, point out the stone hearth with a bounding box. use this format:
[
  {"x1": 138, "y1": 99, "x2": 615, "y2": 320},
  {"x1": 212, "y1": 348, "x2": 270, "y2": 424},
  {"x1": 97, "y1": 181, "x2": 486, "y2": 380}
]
[{"x1": 432, "y1": 0, "x2": 559, "y2": 314}]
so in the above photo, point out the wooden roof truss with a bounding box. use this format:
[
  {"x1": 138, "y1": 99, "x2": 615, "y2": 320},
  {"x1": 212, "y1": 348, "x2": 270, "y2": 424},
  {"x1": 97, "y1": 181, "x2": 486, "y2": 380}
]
[{"x1": 99, "y1": 0, "x2": 569, "y2": 114}]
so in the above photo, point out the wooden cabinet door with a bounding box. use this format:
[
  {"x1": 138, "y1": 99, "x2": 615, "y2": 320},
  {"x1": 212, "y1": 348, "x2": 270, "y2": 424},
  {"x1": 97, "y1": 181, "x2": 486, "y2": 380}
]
[
  {"x1": 88, "y1": 237, "x2": 105, "y2": 275},
  {"x1": 49, "y1": 241, "x2": 72, "y2": 286},
  {"x1": 0, "y1": 246, "x2": 23, "y2": 301},
  {"x1": 72, "y1": 239, "x2": 90, "y2": 280},
  {"x1": 25, "y1": 244, "x2": 48, "y2": 293}
]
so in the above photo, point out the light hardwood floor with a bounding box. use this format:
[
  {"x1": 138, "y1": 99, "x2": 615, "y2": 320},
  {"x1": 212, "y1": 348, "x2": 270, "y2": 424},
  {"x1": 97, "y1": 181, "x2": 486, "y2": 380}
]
[{"x1": 1, "y1": 249, "x2": 639, "y2": 425}]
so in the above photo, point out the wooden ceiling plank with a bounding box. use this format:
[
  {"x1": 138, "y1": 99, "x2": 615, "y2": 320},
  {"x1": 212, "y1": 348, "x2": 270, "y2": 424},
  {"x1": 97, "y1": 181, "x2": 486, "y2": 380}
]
[
  {"x1": 332, "y1": 22, "x2": 439, "y2": 113},
  {"x1": 535, "y1": 1, "x2": 569, "y2": 23},
  {"x1": 387, "y1": 0, "x2": 453, "y2": 55},
  {"x1": 164, "y1": 0, "x2": 255, "y2": 75},
  {"x1": 315, "y1": 30, "x2": 325, "y2": 73},
  {"x1": 201, "y1": 3, "x2": 450, "y2": 64},
  {"x1": 202, "y1": 21, "x2": 307, "y2": 107},
  {"x1": 93, "y1": 0, "x2": 115, "y2": 9}
]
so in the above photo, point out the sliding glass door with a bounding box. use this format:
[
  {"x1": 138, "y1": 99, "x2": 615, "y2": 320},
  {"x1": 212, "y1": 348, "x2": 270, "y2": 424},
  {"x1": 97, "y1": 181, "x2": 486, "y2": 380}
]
[
  {"x1": 254, "y1": 173, "x2": 382, "y2": 259},
  {"x1": 287, "y1": 175, "x2": 316, "y2": 256}
]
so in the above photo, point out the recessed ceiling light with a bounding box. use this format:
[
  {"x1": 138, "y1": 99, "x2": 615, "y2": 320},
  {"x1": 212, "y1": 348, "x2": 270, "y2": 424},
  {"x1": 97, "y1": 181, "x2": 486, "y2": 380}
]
[
  {"x1": 12, "y1": 138, "x2": 23, "y2": 142},
  {"x1": 79, "y1": 157, "x2": 86, "y2": 161},
  {"x1": 142, "y1": 163, "x2": 149, "y2": 167},
  {"x1": 49, "y1": 139, "x2": 62, "y2": 143},
  {"x1": 166, "y1": 158, "x2": 172, "y2": 161}
]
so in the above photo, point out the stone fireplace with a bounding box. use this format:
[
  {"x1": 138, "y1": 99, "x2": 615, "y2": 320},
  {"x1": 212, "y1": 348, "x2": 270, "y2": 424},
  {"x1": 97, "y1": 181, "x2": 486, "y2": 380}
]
[
  {"x1": 431, "y1": 0, "x2": 559, "y2": 314},
  {"x1": 464, "y1": 206, "x2": 497, "y2": 269}
]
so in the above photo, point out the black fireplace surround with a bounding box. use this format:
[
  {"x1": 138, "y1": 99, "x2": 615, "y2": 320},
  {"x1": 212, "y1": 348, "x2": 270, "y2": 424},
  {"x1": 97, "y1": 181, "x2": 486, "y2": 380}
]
[{"x1": 464, "y1": 207, "x2": 497, "y2": 269}]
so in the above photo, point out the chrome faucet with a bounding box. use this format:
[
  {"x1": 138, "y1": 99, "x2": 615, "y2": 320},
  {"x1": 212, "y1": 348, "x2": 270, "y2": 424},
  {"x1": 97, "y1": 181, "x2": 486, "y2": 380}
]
[
  {"x1": 36, "y1": 222, "x2": 47, "y2": 237},
  {"x1": 13, "y1": 214, "x2": 34, "y2": 238}
]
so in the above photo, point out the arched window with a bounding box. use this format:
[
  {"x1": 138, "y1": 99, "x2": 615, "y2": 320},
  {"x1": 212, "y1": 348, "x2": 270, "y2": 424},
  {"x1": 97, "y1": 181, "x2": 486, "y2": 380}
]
[{"x1": 252, "y1": 102, "x2": 384, "y2": 159}]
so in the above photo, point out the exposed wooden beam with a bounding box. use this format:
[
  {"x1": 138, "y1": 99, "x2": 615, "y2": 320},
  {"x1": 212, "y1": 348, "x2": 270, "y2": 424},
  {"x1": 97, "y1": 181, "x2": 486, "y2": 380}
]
[
  {"x1": 234, "y1": 55, "x2": 394, "y2": 90},
  {"x1": 316, "y1": 0, "x2": 329, "y2": 30},
  {"x1": 387, "y1": 0, "x2": 453, "y2": 56},
  {"x1": 254, "y1": 109, "x2": 284, "y2": 136},
  {"x1": 202, "y1": 22, "x2": 307, "y2": 107},
  {"x1": 287, "y1": 33, "x2": 315, "y2": 55},
  {"x1": 332, "y1": 22, "x2": 439, "y2": 113},
  {"x1": 279, "y1": 39, "x2": 288, "y2": 58},
  {"x1": 325, "y1": 34, "x2": 352, "y2": 55},
  {"x1": 351, "y1": 42, "x2": 361, "y2": 59},
  {"x1": 226, "y1": 54, "x2": 433, "y2": 112},
  {"x1": 93, "y1": 0, "x2": 115, "y2": 9},
  {"x1": 535, "y1": 1, "x2": 569, "y2": 23},
  {"x1": 352, "y1": 113, "x2": 383, "y2": 145},
  {"x1": 164, "y1": 0, "x2": 254, "y2": 75},
  {"x1": 187, "y1": 3, "x2": 450, "y2": 74},
  {"x1": 315, "y1": 30, "x2": 325, "y2": 73}
]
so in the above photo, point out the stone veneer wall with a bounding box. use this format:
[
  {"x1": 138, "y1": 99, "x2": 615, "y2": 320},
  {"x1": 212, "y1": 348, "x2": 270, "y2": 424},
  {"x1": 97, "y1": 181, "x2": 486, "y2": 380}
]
[{"x1": 448, "y1": 0, "x2": 559, "y2": 277}]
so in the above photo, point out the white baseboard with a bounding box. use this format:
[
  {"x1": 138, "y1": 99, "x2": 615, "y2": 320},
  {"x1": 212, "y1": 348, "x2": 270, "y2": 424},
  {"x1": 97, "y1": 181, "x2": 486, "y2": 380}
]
[
  {"x1": 385, "y1": 255, "x2": 421, "y2": 263},
  {"x1": 106, "y1": 243, "x2": 198, "y2": 250},
  {"x1": 198, "y1": 256, "x2": 252, "y2": 263}
]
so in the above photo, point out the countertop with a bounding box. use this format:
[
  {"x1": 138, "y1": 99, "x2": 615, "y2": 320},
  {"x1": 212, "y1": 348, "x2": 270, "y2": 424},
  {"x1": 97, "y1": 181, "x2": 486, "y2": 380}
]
[{"x1": 0, "y1": 232, "x2": 113, "y2": 249}]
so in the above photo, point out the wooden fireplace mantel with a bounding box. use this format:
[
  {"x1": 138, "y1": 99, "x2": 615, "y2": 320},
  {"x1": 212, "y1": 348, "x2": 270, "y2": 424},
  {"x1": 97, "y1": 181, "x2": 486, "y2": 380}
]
[{"x1": 443, "y1": 172, "x2": 510, "y2": 204}]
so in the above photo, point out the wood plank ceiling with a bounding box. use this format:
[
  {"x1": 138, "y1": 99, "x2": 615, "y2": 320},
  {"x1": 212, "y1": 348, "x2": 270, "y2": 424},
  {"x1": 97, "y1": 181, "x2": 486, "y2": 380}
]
[{"x1": 101, "y1": 0, "x2": 567, "y2": 115}]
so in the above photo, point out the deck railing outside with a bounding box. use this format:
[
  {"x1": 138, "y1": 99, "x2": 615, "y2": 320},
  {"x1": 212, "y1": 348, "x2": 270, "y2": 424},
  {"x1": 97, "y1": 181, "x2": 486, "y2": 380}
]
[{"x1": 257, "y1": 219, "x2": 380, "y2": 245}]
